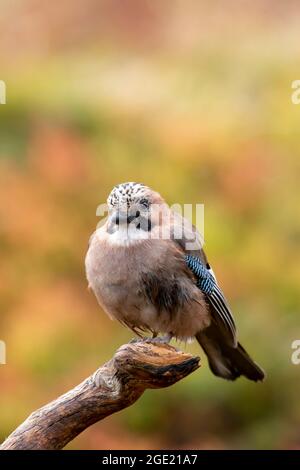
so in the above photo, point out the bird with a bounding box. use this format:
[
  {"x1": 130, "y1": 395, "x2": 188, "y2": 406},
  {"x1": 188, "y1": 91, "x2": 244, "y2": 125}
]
[{"x1": 85, "y1": 182, "x2": 265, "y2": 382}]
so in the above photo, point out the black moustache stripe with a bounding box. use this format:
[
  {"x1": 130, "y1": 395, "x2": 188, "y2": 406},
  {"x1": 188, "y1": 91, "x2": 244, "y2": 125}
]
[
  {"x1": 136, "y1": 216, "x2": 152, "y2": 232},
  {"x1": 108, "y1": 216, "x2": 152, "y2": 232}
]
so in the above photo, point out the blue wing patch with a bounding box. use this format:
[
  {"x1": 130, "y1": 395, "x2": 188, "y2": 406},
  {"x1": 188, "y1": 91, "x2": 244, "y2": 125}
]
[{"x1": 185, "y1": 255, "x2": 237, "y2": 344}]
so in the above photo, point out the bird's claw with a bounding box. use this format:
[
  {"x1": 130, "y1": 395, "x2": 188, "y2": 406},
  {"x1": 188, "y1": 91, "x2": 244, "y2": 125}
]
[{"x1": 129, "y1": 334, "x2": 173, "y2": 345}]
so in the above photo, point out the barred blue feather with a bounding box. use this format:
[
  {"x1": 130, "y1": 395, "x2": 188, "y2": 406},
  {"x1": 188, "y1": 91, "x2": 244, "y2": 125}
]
[
  {"x1": 185, "y1": 255, "x2": 215, "y2": 295},
  {"x1": 185, "y1": 255, "x2": 237, "y2": 344}
]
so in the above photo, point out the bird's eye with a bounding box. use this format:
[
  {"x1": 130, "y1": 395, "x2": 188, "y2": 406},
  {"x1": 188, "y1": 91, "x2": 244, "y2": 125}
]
[{"x1": 139, "y1": 198, "x2": 150, "y2": 209}]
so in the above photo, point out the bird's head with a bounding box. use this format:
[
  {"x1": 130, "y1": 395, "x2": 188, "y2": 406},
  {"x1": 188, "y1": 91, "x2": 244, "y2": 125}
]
[{"x1": 107, "y1": 182, "x2": 166, "y2": 235}]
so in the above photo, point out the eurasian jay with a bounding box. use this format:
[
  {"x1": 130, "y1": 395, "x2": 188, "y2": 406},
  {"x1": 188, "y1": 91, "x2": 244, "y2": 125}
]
[{"x1": 86, "y1": 182, "x2": 265, "y2": 382}]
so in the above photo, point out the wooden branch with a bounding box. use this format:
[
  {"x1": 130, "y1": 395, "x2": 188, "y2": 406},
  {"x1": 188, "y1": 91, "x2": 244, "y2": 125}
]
[{"x1": 0, "y1": 340, "x2": 200, "y2": 450}]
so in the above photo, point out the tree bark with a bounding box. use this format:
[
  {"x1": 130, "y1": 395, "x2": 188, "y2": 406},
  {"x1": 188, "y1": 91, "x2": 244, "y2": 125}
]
[{"x1": 0, "y1": 340, "x2": 200, "y2": 450}]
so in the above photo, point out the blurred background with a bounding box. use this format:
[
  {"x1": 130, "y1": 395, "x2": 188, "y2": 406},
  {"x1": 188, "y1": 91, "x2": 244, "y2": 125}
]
[{"x1": 0, "y1": 0, "x2": 300, "y2": 450}]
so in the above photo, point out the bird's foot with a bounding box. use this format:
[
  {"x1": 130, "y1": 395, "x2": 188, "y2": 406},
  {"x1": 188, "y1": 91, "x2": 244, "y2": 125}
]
[
  {"x1": 129, "y1": 334, "x2": 173, "y2": 345},
  {"x1": 148, "y1": 334, "x2": 173, "y2": 344},
  {"x1": 129, "y1": 336, "x2": 152, "y2": 344}
]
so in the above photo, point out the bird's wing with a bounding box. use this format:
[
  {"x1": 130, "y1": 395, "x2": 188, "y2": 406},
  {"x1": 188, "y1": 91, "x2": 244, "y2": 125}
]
[{"x1": 170, "y1": 210, "x2": 237, "y2": 347}]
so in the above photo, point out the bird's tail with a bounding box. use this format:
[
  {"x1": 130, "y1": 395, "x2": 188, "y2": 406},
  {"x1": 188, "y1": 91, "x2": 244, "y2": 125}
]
[{"x1": 196, "y1": 324, "x2": 265, "y2": 382}]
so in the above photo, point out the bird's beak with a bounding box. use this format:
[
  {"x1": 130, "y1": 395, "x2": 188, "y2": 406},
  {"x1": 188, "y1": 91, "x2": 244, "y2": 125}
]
[
  {"x1": 110, "y1": 210, "x2": 128, "y2": 225},
  {"x1": 109, "y1": 209, "x2": 140, "y2": 226},
  {"x1": 108, "y1": 207, "x2": 152, "y2": 233}
]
